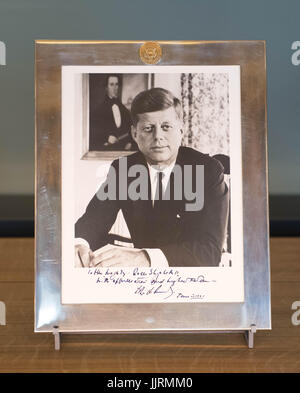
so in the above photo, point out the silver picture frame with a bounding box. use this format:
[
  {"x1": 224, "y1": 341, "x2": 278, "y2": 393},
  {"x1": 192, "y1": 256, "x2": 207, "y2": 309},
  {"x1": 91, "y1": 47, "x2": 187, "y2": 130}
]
[{"x1": 35, "y1": 40, "x2": 271, "y2": 346}]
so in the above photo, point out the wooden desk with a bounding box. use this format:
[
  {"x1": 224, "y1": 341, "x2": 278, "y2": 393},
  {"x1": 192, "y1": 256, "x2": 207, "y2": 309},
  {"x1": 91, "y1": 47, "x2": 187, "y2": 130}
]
[{"x1": 0, "y1": 238, "x2": 300, "y2": 373}]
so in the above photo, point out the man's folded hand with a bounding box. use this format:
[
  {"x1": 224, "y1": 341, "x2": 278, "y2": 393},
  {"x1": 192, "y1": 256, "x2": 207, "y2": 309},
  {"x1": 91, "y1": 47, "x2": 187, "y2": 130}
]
[
  {"x1": 75, "y1": 243, "x2": 93, "y2": 268},
  {"x1": 89, "y1": 244, "x2": 150, "y2": 268}
]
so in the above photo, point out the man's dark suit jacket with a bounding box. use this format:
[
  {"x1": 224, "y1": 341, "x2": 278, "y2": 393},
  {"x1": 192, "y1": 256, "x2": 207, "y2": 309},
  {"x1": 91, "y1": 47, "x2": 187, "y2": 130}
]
[
  {"x1": 89, "y1": 95, "x2": 136, "y2": 151},
  {"x1": 75, "y1": 146, "x2": 229, "y2": 267}
]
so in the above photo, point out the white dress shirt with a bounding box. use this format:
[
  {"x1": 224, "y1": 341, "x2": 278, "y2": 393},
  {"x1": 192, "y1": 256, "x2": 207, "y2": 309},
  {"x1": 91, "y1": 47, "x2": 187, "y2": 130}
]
[{"x1": 142, "y1": 162, "x2": 176, "y2": 267}]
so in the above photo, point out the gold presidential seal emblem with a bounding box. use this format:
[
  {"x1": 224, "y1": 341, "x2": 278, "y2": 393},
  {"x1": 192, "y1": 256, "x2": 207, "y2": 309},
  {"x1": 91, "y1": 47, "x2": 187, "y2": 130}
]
[{"x1": 139, "y1": 41, "x2": 162, "y2": 64}]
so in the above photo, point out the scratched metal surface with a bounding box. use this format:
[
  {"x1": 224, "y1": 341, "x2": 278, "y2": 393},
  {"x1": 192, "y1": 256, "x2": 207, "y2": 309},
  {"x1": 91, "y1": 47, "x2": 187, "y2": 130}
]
[{"x1": 35, "y1": 41, "x2": 271, "y2": 333}]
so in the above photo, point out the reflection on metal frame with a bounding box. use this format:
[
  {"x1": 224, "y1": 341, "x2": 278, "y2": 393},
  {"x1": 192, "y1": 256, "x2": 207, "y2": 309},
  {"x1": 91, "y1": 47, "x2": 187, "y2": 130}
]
[{"x1": 35, "y1": 41, "x2": 271, "y2": 347}]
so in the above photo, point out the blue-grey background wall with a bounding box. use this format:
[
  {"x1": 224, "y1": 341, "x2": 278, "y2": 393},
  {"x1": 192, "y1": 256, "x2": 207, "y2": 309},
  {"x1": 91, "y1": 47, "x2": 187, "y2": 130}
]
[{"x1": 0, "y1": 0, "x2": 299, "y2": 196}]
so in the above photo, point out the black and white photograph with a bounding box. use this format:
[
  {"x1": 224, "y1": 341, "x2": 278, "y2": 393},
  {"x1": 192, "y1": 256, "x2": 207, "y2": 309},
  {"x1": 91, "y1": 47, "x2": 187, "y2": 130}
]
[{"x1": 61, "y1": 65, "x2": 244, "y2": 304}]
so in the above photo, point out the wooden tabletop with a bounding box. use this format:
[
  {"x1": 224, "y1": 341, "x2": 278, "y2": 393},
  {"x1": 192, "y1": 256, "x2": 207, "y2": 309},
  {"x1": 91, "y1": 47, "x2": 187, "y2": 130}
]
[{"x1": 0, "y1": 237, "x2": 300, "y2": 373}]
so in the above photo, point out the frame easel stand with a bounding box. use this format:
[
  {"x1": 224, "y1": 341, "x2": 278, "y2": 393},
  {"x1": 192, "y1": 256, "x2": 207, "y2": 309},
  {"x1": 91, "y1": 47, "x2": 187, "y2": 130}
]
[{"x1": 52, "y1": 324, "x2": 257, "y2": 351}]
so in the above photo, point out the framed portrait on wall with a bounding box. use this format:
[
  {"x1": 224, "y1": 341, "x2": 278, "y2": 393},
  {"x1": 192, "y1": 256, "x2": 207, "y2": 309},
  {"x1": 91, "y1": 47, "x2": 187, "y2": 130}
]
[
  {"x1": 35, "y1": 41, "x2": 271, "y2": 344},
  {"x1": 83, "y1": 73, "x2": 151, "y2": 158}
]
